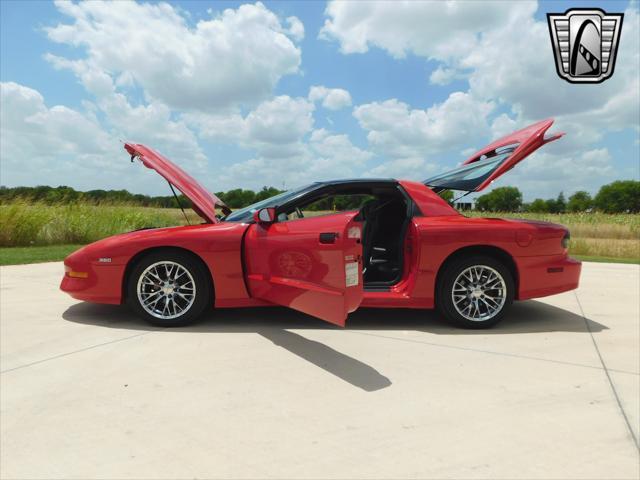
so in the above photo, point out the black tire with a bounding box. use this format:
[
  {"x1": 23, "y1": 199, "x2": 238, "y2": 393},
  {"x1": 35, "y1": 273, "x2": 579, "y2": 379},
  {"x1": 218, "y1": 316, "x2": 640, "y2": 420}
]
[
  {"x1": 127, "y1": 250, "x2": 211, "y2": 327},
  {"x1": 436, "y1": 255, "x2": 514, "y2": 329}
]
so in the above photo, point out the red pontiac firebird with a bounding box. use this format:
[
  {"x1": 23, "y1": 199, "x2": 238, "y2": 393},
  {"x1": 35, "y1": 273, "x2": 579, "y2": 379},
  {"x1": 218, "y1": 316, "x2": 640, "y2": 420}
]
[{"x1": 61, "y1": 119, "x2": 581, "y2": 329}]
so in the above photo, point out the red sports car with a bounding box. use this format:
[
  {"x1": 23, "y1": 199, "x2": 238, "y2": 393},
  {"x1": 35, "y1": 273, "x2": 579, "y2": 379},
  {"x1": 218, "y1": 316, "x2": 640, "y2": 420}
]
[{"x1": 60, "y1": 119, "x2": 581, "y2": 328}]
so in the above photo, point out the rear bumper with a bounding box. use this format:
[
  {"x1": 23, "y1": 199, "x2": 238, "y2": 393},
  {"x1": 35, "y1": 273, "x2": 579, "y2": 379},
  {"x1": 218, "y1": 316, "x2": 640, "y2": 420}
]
[{"x1": 516, "y1": 255, "x2": 581, "y2": 300}]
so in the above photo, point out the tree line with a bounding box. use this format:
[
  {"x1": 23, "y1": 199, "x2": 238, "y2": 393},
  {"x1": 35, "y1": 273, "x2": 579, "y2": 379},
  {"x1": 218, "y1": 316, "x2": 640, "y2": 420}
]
[
  {"x1": 472, "y1": 180, "x2": 639, "y2": 213},
  {"x1": 0, "y1": 184, "x2": 375, "y2": 212},
  {"x1": 0, "y1": 185, "x2": 285, "y2": 209},
  {"x1": 1, "y1": 179, "x2": 638, "y2": 213}
]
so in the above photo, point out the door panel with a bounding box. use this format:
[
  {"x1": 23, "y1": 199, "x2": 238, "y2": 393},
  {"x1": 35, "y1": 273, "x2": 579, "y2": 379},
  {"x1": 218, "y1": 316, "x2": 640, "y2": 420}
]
[{"x1": 243, "y1": 212, "x2": 363, "y2": 326}]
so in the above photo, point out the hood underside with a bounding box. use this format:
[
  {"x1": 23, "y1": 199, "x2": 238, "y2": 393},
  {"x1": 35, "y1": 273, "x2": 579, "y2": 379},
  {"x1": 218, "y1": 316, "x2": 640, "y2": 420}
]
[{"x1": 124, "y1": 143, "x2": 229, "y2": 223}]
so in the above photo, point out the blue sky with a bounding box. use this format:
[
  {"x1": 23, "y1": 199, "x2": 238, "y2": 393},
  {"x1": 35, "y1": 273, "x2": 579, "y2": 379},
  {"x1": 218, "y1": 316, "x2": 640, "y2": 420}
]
[{"x1": 1, "y1": 0, "x2": 638, "y2": 200}]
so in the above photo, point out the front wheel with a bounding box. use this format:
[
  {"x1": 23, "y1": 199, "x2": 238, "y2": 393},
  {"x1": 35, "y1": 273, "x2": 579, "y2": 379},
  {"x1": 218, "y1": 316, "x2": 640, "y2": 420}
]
[
  {"x1": 436, "y1": 255, "x2": 514, "y2": 329},
  {"x1": 127, "y1": 251, "x2": 211, "y2": 327}
]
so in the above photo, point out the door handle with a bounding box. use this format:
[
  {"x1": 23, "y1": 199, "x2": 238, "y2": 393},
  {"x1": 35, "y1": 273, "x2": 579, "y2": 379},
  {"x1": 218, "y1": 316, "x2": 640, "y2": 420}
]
[{"x1": 319, "y1": 232, "x2": 339, "y2": 244}]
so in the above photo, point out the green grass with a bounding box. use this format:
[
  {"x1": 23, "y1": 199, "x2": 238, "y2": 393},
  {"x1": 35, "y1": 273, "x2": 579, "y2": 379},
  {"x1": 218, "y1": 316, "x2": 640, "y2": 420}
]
[
  {"x1": 2, "y1": 245, "x2": 637, "y2": 267},
  {"x1": 464, "y1": 211, "x2": 639, "y2": 261},
  {"x1": 0, "y1": 201, "x2": 192, "y2": 247},
  {"x1": 465, "y1": 211, "x2": 640, "y2": 239},
  {"x1": 0, "y1": 202, "x2": 638, "y2": 265},
  {"x1": 0, "y1": 244, "x2": 85, "y2": 266},
  {"x1": 572, "y1": 255, "x2": 640, "y2": 265}
]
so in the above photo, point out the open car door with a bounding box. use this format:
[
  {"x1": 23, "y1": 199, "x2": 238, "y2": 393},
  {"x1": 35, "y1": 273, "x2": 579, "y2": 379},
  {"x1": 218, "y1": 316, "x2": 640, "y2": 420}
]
[
  {"x1": 424, "y1": 119, "x2": 564, "y2": 192},
  {"x1": 243, "y1": 212, "x2": 363, "y2": 326}
]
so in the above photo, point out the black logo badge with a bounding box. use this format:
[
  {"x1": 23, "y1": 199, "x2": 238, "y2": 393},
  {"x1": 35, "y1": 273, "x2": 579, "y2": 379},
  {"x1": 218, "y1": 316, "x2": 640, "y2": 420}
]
[{"x1": 547, "y1": 8, "x2": 623, "y2": 84}]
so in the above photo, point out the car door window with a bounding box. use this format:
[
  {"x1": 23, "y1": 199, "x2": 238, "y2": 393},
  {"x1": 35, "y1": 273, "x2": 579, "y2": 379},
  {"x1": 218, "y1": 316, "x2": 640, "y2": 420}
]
[{"x1": 280, "y1": 194, "x2": 374, "y2": 221}]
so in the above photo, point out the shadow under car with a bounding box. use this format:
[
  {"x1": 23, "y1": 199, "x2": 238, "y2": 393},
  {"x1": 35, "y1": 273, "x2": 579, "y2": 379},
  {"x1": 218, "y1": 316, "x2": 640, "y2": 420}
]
[{"x1": 62, "y1": 300, "x2": 606, "y2": 392}]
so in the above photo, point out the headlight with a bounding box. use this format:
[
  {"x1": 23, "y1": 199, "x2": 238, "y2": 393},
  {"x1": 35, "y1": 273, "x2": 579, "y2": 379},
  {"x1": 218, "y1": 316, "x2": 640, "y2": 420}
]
[{"x1": 561, "y1": 231, "x2": 570, "y2": 249}]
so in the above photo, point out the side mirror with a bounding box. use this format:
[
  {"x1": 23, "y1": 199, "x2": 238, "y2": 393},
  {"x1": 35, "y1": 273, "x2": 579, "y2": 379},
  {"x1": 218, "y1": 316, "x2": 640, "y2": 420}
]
[{"x1": 254, "y1": 207, "x2": 276, "y2": 225}]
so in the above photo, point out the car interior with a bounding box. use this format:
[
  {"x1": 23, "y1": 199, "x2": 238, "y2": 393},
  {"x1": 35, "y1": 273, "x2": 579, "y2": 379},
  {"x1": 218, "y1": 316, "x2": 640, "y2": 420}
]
[{"x1": 277, "y1": 182, "x2": 413, "y2": 288}]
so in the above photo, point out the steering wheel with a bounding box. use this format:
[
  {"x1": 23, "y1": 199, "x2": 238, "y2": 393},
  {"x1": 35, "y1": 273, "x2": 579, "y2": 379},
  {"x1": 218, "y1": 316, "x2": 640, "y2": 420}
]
[{"x1": 295, "y1": 207, "x2": 304, "y2": 219}]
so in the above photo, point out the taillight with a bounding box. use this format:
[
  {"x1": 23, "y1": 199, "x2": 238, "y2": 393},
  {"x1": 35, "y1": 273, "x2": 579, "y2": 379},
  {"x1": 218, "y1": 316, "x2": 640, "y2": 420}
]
[{"x1": 561, "y1": 231, "x2": 570, "y2": 249}]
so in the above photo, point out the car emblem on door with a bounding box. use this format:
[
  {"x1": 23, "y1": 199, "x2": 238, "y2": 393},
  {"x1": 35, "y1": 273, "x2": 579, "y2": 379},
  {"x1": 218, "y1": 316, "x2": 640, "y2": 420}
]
[{"x1": 547, "y1": 8, "x2": 623, "y2": 84}]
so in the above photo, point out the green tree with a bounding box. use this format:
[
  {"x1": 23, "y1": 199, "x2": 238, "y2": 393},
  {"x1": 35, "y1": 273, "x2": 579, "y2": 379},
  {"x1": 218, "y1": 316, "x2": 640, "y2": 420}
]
[
  {"x1": 556, "y1": 192, "x2": 566, "y2": 213},
  {"x1": 594, "y1": 180, "x2": 640, "y2": 213},
  {"x1": 254, "y1": 186, "x2": 283, "y2": 202},
  {"x1": 545, "y1": 192, "x2": 566, "y2": 213},
  {"x1": 218, "y1": 188, "x2": 257, "y2": 208},
  {"x1": 475, "y1": 187, "x2": 523, "y2": 212},
  {"x1": 438, "y1": 190, "x2": 454, "y2": 204},
  {"x1": 528, "y1": 199, "x2": 548, "y2": 212},
  {"x1": 567, "y1": 191, "x2": 592, "y2": 212},
  {"x1": 544, "y1": 199, "x2": 558, "y2": 213}
]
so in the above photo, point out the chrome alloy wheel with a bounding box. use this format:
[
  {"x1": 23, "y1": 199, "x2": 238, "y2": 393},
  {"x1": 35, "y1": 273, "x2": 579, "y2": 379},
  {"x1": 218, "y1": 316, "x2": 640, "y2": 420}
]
[
  {"x1": 451, "y1": 265, "x2": 507, "y2": 322},
  {"x1": 136, "y1": 261, "x2": 196, "y2": 320}
]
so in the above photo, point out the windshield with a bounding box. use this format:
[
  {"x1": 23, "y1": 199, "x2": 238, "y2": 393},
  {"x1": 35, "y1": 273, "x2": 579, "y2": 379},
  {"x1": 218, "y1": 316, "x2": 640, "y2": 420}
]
[
  {"x1": 424, "y1": 144, "x2": 519, "y2": 192},
  {"x1": 223, "y1": 183, "x2": 318, "y2": 222}
]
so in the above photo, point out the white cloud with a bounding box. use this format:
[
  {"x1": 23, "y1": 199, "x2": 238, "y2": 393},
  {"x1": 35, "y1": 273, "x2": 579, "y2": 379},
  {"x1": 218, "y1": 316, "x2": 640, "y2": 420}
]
[
  {"x1": 324, "y1": 1, "x2": 639, "y2": 142},
  {"x1": 308, "y1": 85, "x2": 352, "y2": 110},
  {"x1": 429, "y1": 66, "x2": 463, "y2": 86},
  {"x1": 353, "y1": 92, "x2": 494, "y2": 159},
  {"x1": 460, "y1": 4, "x2": 640, "y2": 139},
  {"x1": 365, "y1": 157, "x2": 439, "y2": 181},
  {"x1": 216, "y1": 127, "x2": 372, "y2": 190},
  {"x1": 0, "y1": 82, "x2": 117, "y2": 188},
  {"x1": 352, "y1": 92, "x2": 496, "y2": 183},
  {"x1": 489, "y1": 148, "x2": 616, "y2": 199},
  {"x1": 185, "y1": 95, "x2": 315, "y2": 159},
  {"x1": 1, "y1": 82, "x2": 108, "y2": 154},
  {"x1": 0, "y1": 81, "x2": 211, "y2": 193},
  {"x1": 46, "y1": 1, "x2": 303, "y2": 111},
  {"x1": 320, "y1": 1, "x2": 532, "y2": 59},
  {"x1": 101, "y1": 91, "x2": 209, "y2": 171},
  {"x1": 323, "y1": 1, "x2": 639, "y2": 198},
  {"x1": 310, "y1": 128, "x2": 372, "y2": 168},
  {"x1": 246, "y1": 96, "x2": 314, "y2": 149},
  {"x1": 186, "y1": 97, "x2": 372, "y2": 189},
  {"x1": 45, "y1": 55, "x2": 209, "y2": 172},
  {"x1": 3, "y1": 3, "x2": 377, "y2": 195},
  {"x1": 5, "y1": 0, "x2": 633, "y2": 202},
  {"x1": 285, "y1": 16, "x2": 305, "y2": 41},
  {"x1": 490, "y1": 114, "x2": 520, "y2": 140}
]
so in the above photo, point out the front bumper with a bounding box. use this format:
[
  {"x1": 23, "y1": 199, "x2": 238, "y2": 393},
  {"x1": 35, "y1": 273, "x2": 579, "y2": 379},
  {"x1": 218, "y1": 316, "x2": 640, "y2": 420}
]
[
  {"x1": 516, "y1": 255, "x2": 582, "y2": 300},
  {"x1": 60, "y1": 248, "x2": 124, "y2": 304}
]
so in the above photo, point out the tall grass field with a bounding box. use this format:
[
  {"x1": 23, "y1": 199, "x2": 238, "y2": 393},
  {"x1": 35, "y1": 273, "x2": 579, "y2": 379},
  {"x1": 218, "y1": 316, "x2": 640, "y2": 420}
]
[
  {"x1": 0, "y1": 202, "x2": 638, "y2": 264},
  {"x1": 466, "y1": 211, "x2": 640, "y2": 261}
]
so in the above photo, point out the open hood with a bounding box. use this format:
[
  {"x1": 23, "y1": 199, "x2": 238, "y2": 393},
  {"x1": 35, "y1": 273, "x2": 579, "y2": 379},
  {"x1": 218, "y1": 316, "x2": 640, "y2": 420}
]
[
  {"x1": 124, "y1": 143, "x2": 229, "y2": 223},
  {"x1": 424, "y1": 119, "x2": 564, "y2": 192}
]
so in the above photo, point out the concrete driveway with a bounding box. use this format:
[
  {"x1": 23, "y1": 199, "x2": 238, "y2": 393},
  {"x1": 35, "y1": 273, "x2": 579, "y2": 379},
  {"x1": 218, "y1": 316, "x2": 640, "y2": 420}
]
[{"x1": 1, "y1": 261, "x2": 638, "y2": 479}]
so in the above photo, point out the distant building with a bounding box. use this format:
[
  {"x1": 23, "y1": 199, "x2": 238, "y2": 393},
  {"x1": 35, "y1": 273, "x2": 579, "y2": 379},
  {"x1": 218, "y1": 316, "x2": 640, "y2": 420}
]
[{"x1": 454, "y1": 201, "x2": 474, "y2": 211}]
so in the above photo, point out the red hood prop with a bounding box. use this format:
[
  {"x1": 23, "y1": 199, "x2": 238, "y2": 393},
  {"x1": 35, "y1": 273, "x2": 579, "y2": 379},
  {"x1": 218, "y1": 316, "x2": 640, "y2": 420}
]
[{"x1": 124, "y1": 143, "x2": 229, "y2": 224}]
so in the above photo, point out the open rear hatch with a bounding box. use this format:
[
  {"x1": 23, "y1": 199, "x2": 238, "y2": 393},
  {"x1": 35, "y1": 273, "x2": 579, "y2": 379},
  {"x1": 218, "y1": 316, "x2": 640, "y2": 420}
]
[
  {"x1": 424, "y1": 119, "x2": 564, "y2": 192},
  {"x1": 124, "y1": 143, "x2": 229, "y2": 223}
]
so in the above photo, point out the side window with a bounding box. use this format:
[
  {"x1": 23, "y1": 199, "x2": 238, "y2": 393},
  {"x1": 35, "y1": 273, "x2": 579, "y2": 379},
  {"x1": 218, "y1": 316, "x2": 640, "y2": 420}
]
[{"x1": 280, "y1": 194, "x2": 374, "y2": 222}]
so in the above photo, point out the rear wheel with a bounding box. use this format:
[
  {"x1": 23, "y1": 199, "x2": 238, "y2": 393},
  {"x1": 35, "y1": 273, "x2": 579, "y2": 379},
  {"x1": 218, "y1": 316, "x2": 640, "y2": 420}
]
[
  {"x1": 127, "y1": 251, "x2": 211, "y2": 327},
  {"x1": 436, "y1": 255, "x2": 514, "y2": 329}
]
